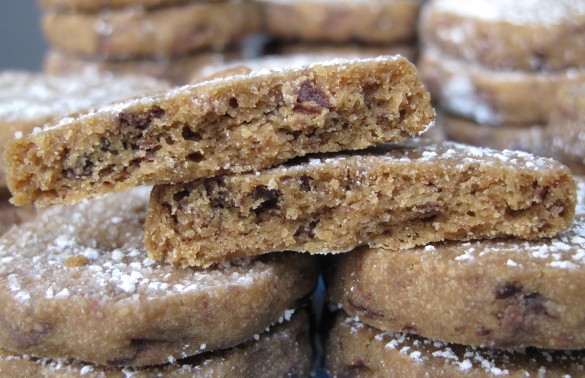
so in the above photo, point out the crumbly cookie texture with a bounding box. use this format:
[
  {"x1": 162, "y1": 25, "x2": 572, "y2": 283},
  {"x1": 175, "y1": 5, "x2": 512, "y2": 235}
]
[
  {"x1": 6, "y1": 56, "x2": 435, "y2": 207},
  {"x1": 547, "y1": 83, "x2": 585, "y2": 165},
  {"x1": 41, "y1": 2, "x2": 260, "y2": 59},
  {"x1": 261, "y1": 0, "x2": 421, "y2": 44},
  {"x1": 0, "y1": 70, "x2": 169, "y2": 188},
  {"x1": 326, "y1": 312, "x2": 585, "y2": 378},
  {"x1": 145, "y1": 141, "x2": 575, "y2": 267},
  {"x1": 419, "y1": 48, "x2": 585, "y2": 126},
  {"x1": 326, "y1": 178, "x2": 585, "y2": 350},
  {"x1": 0, "y1": 310, "x2": 312, "y2": 378},
  {"x1": 438, "y1": 113, "x2": 545, "y2": 154},
  {"x1": 419, "y1": 0, "x2": 585, "y2": 72},
  {"x1": 0, "y1": 187, "x2": 319, "y2": 366}
]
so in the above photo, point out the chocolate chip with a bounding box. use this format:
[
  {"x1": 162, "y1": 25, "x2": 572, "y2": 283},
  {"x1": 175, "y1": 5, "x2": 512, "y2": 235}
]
[
  {"x1": 63, "y1": 156, "x2": 94, "y2": 179},
  {"x1": 293, "y1": 80, "x2": 332, "y2": 114},
  {"x1": 294, "y1": 220, "x2": 318, "y2": 238},
  {"x1": 203, "y1": 178, "x2": 232, "y2": 208},
  {"x1": 118, "y1": 105, "x2": 165, "y2": 131},
  {"x1": 229, "y1": 97, "x2": 239, "y2": 108},
  {"x1": 299, "y1": 175, "x2": 312, "y2": 191},
  {"x1": 172, "y1": 189, "x2": 190, "y2": 202},
  {"x1": 182, "y1": 125, "x2": 202, "y2": 142},
  {"x1": 531, "y1": 52, "x2": 547, "y2": 71},
  {"x1": 187, "y1": 152, "x2": 204, "y2": 163},
  {"x1": 494, "y1": 282, "x2": 523, "y2": 299},
  {"x1": 523, "y1": 292, "x2": 546, "y2": 315},
  {"x1": 250, "y1": 186, "x2": 282, "y2": 214}
]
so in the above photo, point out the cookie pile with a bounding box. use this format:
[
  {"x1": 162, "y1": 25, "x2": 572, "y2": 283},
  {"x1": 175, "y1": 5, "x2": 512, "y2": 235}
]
[
  {"x1": 418, "y1": 0, "x2": 585, "y2": 154},
  {"x1": 259, "y1": 0, "x2": 422, "y2": 62},
  {"x1": 40, "y1": 0, "x2": 261, "y2": 85}
]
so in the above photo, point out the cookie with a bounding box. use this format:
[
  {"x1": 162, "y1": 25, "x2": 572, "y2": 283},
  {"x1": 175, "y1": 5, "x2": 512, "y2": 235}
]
[
  {"x1": 39, "y1": 0, "x2": 219, "y2": 11},
  {"x1": 0, "y1": 187, "x2": 319, "y2": 366},
  {"x1": 6, "y1": 56, "x2": 435, "y2": 207},
  {"x1": 0, "y1": 70, "x2": 169, "y2": 188},
  {"x1": 0, "y1": 189, "x2": 36, "y2": 237},
  {"x1": 419, "y1": 48, "x2": 585, "y2": 125},
  {"x1": 325, "y1": 178, "x2": 585, "y2": 350},
  {"x1": 326, "y1": 312, "x2": 585, "y2": 378},
  {"x1": 261, "y1": 0, "x2": 421, "y2": 44},
  {"x1": 419, "y1": 0, "x2": 585, "y2": 72},
  {"x1": 145, "y1": 141, "x2": 575, "y2": 267},
  {"x1": 267, "y1": 43, "x2": 418, "y2": 63},
  {"x1": 547, "y1": 83, "x2": 585, "y2": 166},
  {"x1": 42, "y1": 2, "x2": 261, "y2": 59},
  {"x1": 0, "y1": 310, "x2": 312, "y2": 377},
  {"x1": 44, "y1": 49, "x2": 243, "y2": 86},
  {"x1": 439, "y1": 113, "x2": 545, "y2": 154}
]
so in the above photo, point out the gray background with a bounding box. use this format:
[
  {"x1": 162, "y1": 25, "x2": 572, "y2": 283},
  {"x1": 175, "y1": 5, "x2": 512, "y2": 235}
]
[{"x1": 0, "y1": 2, "x2": 48, "y2": 71}]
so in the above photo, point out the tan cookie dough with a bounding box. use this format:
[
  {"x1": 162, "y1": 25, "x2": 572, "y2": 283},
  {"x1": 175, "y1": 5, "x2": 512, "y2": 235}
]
[
  {"x1": 419, "y1": 48, "x2": 585, "y2": 125},
  {"x1": 419, "y1": 0, "x2": 585, "y2": 72},
  {"x1": 0, "y1": 187, "x2": 319, "y2": 366},
  {"x1": 268, "y1": 43, "x2": 418, "y2": 63},
  {"x1": 439, "y1": 113, "x2": 545, "y2": 154},
  {"x1": 326, "y1": 312, "x2": 585, "y2": 377},
  {"x1": 261, "y1": 0, "x2": 421, "y2": 44},
  {"x1": 0, "y1": 310, "x2": 312, "y2": 378},
  {"x1": 6, "y1": 56, "x2": 434, "y2": 207},
  {"x1": 146, "y1": 141, "x2": 575, "y2": 267},
  {"x1": 42, "y1": 2, "x2": 261, "y2": 59},
  {"x1": 0, "y1": 70, "x2": 169, "y2": 188},
  {"x1": 44, "y1": 49, "x2": 243, "y2": 86},
  {"x1": 326, "y1": 179, "x2": 585, "y2": 350},
  {"x1": 39, "y1": 0, "x2": 220, "y2": 11}
]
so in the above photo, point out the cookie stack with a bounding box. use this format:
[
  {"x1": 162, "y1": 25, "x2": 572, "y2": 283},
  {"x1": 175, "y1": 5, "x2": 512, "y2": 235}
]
[
  {"x1": 418, "y1": 0, "x2": 585, "y2": 154},
  {"x1": 259, "y1": 0, "x2": 422, "y2": 62},
  {"x1": 40, "y1": 0, "x2": 261, "y2": 85}
]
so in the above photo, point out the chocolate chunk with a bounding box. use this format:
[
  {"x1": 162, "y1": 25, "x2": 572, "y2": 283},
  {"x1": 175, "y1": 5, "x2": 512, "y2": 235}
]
[
  {"x1": 293, "y1": 80, "x2": 332, "y2": 114},
  {"x1": 299, "y1": 175, "x2": 312, "y2": 191},
  {"x1": 494, "y1": 282, "x2": 523, "y2": 299},
  {"x1": 251, "y1": 186, "x2": 282, "y2": 214},
  {"x1": 172, "y1": 189, "x2": 190, "y2": 203},
  {"x1": 294, "y1": 221, "x2": 318, "y2": 238},
  {"x1": 182, "y1": 125, "x2": 202, "y2": 142},
  {"x1": 203, "y1": 177, "x2": 232, "y2": 209},
  {"x1": 118, "y1": 105, "x2": 165, "y2": 130},
  {"x1": 63, "y1": 156, "x2": 94, "y2": 179}
]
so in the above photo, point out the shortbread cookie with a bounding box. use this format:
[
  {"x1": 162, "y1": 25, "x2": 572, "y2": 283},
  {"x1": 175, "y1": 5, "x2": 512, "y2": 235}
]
[
  {"x1": 267, "y1": 43, "x2": 418, "y2": 63},
  {"x1": 261, "y1": 0, "x2": 421, "y2": 44},
  {"x1": 39, "y1": 0, "x2": 216, "y2": 11},
  {"x1": 326, "y1": 178, "x2": 585, "y2": 349},
  {"x1": 0, "y1": 187, "x2": 319, "y2": 366},
  {"x1": 326, "y1": 313, "x2": 585, "y2": 378},
  {"x1": 44, "y1": 49, "x2": 243, "y2": 86},
  {"x1": 146, "y1": 141, "x2": 575, "y2": 267},
  {"x1": 548, "y1": 83, "x2": 585, "y2": 165},
  {"x1": 0, "y1": 310, "x2": 312, "y2": 378},
  {"x1": 439, "y1": 113, "x2": 545, "y2": 154},
  {"x1": 0, "y1": 70, "x2": 169, "y2": 188},
  {"x1": 6, "y1": 56, "x2": 435, "y2": 207},
  {"x1": 42, "y1": 2, "x2": 260, "y2": 59},
  {"x1": 419, "y1": 48, "x2": 585, "y2": 125},
  {"x1": 419, "y1": 0, "x2": 585, "y2": 72}
]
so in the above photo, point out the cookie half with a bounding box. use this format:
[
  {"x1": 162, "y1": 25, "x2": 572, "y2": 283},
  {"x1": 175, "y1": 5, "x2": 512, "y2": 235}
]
[
  {"x1": 6, "y1": 56, "x2": 435, "y2": 206},
  {"x1": 419, "y1": 0, "x2": 585, "y2": 72},
  {"x1": 0, "y1": 187, "x2": 319, "y2": 366},
  {"x1": 42, "y1": 2, "x2": 260, "y2": 59},
  {"x1": 326, "y1": 312, "x2": 585, "y2": 377},
  {"x1": 146, "y1": 140, "x2": 575, "y2": 267},
  {"x1": 325, "y1": 178, "x2": 585, "y2": 350},
  {"x1": 419, "y1": 48, "x2": 585, "y2": 125}
]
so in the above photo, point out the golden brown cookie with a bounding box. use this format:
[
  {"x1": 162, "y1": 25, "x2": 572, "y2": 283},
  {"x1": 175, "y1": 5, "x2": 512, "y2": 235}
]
[
  {"x1": 6, "y1": 56, "x2": 435, "y2": 207},
  {"x1": 42, "y1": 2, "x2": 261, "y2": 59},
  {"x1": 326, "y1": 312, "x2": 585, "y2": 378},
  {"x1": 261, "y1": 0, "x2": 421, "y2": 44},
  {"x1": 0, "y1": 70, "x2": 169, "y2": 188},
  {"x1": 0, "y1": 310, "x2": 312, "y2": 378},
  {"x1": 146, "y1": 141, "x2": 575, "y2": 267},
  {"x1": 44, "y1": 49, "x2": 243, "y2": 86},
  {"x1": 419, "y1": 0, "x2": 585, "y2": 72},
  {"x1": 419, "y1": 48, "x2": 585, "y2": 125},
  {"x1": 0, "y1": 187, "x2": 319, "y2": 366},
  {"x1": 439, "y1": 113, "x2": 545, "y2": 154},
  {"x1": 325, "y1": 179, "x2": 585, "y2": 350}
]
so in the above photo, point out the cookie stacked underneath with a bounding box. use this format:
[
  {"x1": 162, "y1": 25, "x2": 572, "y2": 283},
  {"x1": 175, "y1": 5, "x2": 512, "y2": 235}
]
[
  {"x1": 418, "y1": 0, "x2": 585, "y2": 155},
  {"x1": 40, "y1": 0, "x2": 260, "y2": 85}
]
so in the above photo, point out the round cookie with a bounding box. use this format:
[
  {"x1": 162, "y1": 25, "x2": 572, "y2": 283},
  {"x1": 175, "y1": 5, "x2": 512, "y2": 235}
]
[
  {"x1": 44, "y1": 49, "x2": 244, "y2": 86},
  {"x1": 327, "y1": 313, "x2": 585, "y2": 377},
  {"x1": 325, "y1": 178, "x2": 585, "y2": 350},
  {"x1": 0, "y1": 70, "x2": 169, "y2": 188},
  {"x1": 547, "y1": 83, "x2": 585, "y2": 165},
  {"x1": 42, "y1": 2, "x2": 261, "y2": 59},
  {"x1": 419, "y1": 0, "x2": 585, "y2": 72},
  {"x1": 439, "y1": 113, "x2": 545, "y2": 154},
  {"x1": 261, "y1": 0, "x2": 422, "y2": 44},
  {"x1": 39, "y1": 0, "x2": 219, "y2": 12},
  {"x1": 0, "y1": 187, "x2": 319, "y2": 366},
  {"x1": 419, "y1": 48, "x2": 585, "y2": 125},
  {"x1": 0, "y1": 310, "x2": 312, "y2": 378}
]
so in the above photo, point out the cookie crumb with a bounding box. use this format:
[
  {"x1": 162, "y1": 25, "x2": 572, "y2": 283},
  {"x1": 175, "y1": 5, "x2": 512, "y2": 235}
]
[{"x1": 63, "y1": 255, "x2": 89, "y2": 268}]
